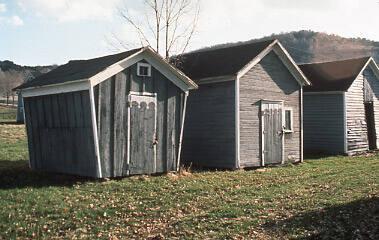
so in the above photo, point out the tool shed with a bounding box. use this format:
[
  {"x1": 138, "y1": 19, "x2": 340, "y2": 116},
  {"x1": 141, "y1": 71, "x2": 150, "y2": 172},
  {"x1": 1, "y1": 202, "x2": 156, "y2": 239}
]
[{"x1": 15, "y1": 47, "x2": 197, "y2": 178}]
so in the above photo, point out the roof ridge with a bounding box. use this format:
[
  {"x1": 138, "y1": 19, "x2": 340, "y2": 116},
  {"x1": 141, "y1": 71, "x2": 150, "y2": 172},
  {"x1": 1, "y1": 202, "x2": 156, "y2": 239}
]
[
  {"x1": 68, "y1": 47, "x2": 144, "y2": 63},
  {"x1": 299, "y1": 56, "x2": 371, "y2": 66},
  {"x1": 181, "y1": 39, "x2": 277, "y2": 56}
]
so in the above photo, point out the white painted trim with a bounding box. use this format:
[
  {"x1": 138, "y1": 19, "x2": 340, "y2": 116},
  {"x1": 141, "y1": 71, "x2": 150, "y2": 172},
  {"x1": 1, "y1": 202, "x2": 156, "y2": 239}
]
[
  {"x1": 283, "y1": 107, "x2": 294, "y2": 133},
  {"x1": 129, "y1": 91, "x2": 157, "y2": 97},
  {"x1": 237, "y1": 40, "x2": 278, "y2": 79},
  {"x1": 137, "y1": 62, "x2": 152, "y2": 77},
  {"x1": 21, "y1": 80, "x2": 90, "y2": 98},
  {"x1": 89, "y1": 86, "x2": 102, "y2": 178},
  {"x1": 195, "y1": 75, "x2": 236, "y2": 85},
  {"x1": 90, "y1": 52, "x2": 145, "y2": 87},
  {"x1": 304, "y1": 91, "x2": 345, "y2": 95},
  {"x1": 144, "y1": 47, "x2": 198, "y2": 89},
  {"x1": 273, "y1": 42, "x2": 311, "y2": 86},
  {"x1": 236, "y1": 40, "x2": 310, "y2": 86},
  {"x1": 142, "y1": 52, "x2": 196, "y2": 92},
  {"x1": 177, "y1": 91, "x2": 189, "y2": 171},
  {"x1": 343, "y1": 92, "x2": 348, "y2": 154},
  {"x1": 126, "y1": 94, "x2": 131, "y2": 176},
  {"x1": 20, "y1": 47, "x2": 197, "y2": 98},
  {"x1": 90, "y1": 50, "x2": 197, "y2": 92},
  {"x1": 235, "y1": 76, "x2": 241, "y2": 169},
  {"x1": 300, "y1": 87, "x2": 304, "y2": 163}
]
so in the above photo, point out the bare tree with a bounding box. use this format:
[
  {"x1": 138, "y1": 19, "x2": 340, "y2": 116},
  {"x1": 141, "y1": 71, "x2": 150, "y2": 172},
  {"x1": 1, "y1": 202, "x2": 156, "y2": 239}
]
[
  {"x1": 0, "y1": 70, "x2": 23, "y2": 105},
  {"x1": 118, "y1": 0, "x2": 200, "y2": 59}
]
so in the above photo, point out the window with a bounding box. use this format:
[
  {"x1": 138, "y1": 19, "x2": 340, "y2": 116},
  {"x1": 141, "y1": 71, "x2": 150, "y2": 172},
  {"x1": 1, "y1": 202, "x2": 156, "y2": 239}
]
[
  {"x1": 284, "y1": 108, "x2": 293, "y2": 132},
  {"x1": 137, "y1": 62, "x2": 151, "y2": 77}
]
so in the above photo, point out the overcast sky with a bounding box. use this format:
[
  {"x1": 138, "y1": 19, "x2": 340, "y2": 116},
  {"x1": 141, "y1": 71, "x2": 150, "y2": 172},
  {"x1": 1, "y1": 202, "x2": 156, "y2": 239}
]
[{"x1": 1, "y1": 0, "x2": 379, "y2": 66}]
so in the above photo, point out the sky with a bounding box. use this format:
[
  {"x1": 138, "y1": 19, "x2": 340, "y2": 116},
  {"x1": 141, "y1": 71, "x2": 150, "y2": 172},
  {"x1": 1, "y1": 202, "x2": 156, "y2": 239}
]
[{"x1": 0, "y1": 0, "x2": 379, "y2": 66}]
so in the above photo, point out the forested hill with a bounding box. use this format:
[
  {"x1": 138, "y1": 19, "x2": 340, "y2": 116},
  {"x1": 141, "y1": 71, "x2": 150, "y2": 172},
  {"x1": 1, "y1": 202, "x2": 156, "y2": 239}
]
[
  {"x1": 0, "y1": 61, "x2": 56, "y2": 95},
  {"x1": 191, "y1": 30, "x2": 379, "y2": 64},
  {"x1": 2, "y1": 30, "x2": 379, "y2": 95}
]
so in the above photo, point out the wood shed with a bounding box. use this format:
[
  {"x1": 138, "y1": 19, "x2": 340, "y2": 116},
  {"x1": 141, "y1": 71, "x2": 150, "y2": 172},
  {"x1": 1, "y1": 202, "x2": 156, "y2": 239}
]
[
  {"x1": 174, "y1": 39, "x2": 310, "y2": 169},
  {"x1": 300, "y1": 57, "x2": 379, "y2": 155},
  {"x1": 15, "y1": 47, "x2": 197, "y2": 178}
]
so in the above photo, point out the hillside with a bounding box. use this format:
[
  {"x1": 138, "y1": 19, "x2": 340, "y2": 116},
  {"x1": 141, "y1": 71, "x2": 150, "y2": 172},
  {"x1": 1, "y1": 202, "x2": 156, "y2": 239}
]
[
  {"x1": 0, "y1": 61, "x2": 56, "y2": 97},
  {"x1": 191, "y1": 30, "x2": 379, "y2": 64},
  {"x1": 1, "y1": 30, "x2": 379, "y2": 97}
]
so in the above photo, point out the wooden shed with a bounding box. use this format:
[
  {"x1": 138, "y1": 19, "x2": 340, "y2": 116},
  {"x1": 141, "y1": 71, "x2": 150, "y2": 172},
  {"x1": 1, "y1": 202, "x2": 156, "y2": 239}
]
[
  {"x1": 15, "y1": 47, "x2": 197, "y2": 178},
  {"x1": 174, "y1": 40, "x2": 310, "y2": 169},
  {"x1": 300, "y1": 57, "x2": 379, "y2": 155}
]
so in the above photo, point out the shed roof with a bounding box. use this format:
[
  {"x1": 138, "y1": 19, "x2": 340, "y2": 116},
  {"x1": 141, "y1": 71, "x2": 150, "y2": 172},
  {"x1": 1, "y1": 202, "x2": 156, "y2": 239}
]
[
  {"x1": 173, "y1": 40, "x2": 275, "y2": 80},
  {"x1": 16, "y1": 48, "x2": 143, "y2": 90},
  {"x1": 299, "y1": 57, "x2": 371, "y2": 92}
]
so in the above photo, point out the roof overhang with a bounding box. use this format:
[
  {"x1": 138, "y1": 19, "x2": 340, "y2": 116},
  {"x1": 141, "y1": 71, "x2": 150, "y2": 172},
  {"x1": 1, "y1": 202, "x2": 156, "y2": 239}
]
[
  {"x1": 19, "y1": 47, "x2": 198, "y2": 98},
  {"x1": 237, "y1": 40, "x2": 311, "y2": 86}
]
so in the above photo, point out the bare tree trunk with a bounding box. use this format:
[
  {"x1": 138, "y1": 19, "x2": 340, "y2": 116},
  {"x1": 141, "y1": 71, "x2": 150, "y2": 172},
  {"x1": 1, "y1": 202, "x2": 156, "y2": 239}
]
[
  {"x1": 118, "y1": 0, "x2": 200, "y2": 58},
  {"x1": 165, "y1": 0, "x2": 169, "y2": 59}
]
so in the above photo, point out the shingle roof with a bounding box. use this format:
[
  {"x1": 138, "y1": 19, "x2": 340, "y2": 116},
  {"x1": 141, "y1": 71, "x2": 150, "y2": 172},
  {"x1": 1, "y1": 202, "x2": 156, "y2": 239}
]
[
  {"x1": 173, "y1": 40, "x2": 275, "y2": 80},
  {"x1": 299, "y1": 57, "x2": 371, "y2": 92},
  {"x1": 16, "y1": 48, "x2": 143, "y2": 90}
]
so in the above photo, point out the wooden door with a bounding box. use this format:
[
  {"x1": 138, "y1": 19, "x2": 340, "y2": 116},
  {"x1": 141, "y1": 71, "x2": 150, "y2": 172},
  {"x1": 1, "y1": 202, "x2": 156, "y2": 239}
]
[
  {"x1": 128, "y1": 94, "x2": 157, "y2": 175},
  {"x1": 365, "y1": 102, "x2": 377, "y2": 150},
  {"x1": 261, "y1": 101, "x2": 284, "y2": 165}
]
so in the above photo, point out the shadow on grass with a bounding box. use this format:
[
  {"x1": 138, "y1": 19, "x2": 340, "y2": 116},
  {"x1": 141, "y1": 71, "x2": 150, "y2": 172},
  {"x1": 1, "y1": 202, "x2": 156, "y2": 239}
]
[
  {"x1": 0, "y1": 160, "x2": 95, "y2": 189},
  {"x1": 304, "y1": 153, "x2": 342, "y2": 160},
  {"x1": 263, "y1": 197, "x2": 379, "y2": 240}
]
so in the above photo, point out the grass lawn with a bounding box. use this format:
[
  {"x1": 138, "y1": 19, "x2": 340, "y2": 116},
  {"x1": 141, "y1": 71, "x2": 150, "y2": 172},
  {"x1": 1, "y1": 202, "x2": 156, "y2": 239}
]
[
  {"x1": 0, "y1": 124, "x2": 378, "y2": 239},
  {"x1": 0, "y1": 105, "x2": 17, "y2": 123}
]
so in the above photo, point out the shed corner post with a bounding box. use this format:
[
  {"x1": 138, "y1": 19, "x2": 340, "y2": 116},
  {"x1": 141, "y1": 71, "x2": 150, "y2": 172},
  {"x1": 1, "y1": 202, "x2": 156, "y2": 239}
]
[
  {"x1": 89, "y1": 82, "x2": 103, "y2": 178},
  {"x1": 235, "y1": 75, "x2": 241, "y2": 169},
  {"x1": 343, "y1": 91, "x2": 348, "y2": 154},
  {"x1": 300, "y1": 86, "x2": 304, "y2": 163},
  {"x1": 176, "y1": 90, "x2": 189, "y2": 172}
]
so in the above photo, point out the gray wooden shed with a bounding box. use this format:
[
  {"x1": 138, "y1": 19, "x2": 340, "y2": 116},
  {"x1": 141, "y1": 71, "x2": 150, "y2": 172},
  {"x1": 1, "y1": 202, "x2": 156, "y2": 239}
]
[
  {"x1": 14, "y1": 47, "x2": 197, "y2": 178},
  {"x1": 174, "y1": 40, "x2": 310, "y2": 169},
  {"x1": 300, "y1": 57, "x2": 379, "y2": 155}
]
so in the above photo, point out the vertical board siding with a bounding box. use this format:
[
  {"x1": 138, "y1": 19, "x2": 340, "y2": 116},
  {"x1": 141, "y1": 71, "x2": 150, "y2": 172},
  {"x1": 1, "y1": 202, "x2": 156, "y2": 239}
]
[
  {"x1": 363, "y1": 67, "x2": 379, "y2": 147},
  {"x1": 303, "y1": 94, "x2": 345, "y2": 154},
  {"x1": 181, "y1": 81, "x2": 236, "y2": 169},
  {"x1": 346, "y1": 74, "x2": 369, "y2": 154},
  {"x1": 95, "y1": 63, "x2": 184, "y2": 177},
  {"x1": 23, "y1": 90, "x2": 97, "y2": 177},
  {"x1": 239, "y1": 52, "x2": 301, "y2": 167}
]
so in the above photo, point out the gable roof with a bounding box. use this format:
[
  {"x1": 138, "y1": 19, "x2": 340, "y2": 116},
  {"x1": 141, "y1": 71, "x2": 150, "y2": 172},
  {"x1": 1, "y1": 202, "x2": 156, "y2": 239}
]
[
  {"x1": 174, "y1": 40, "x2": 275, "y2": 80},
  {"x1": 15, "y1": 47, "x2": 197, "y2": 91},
  {"x1": 299, "y1": 57, "x2": 374, "y2": 92},
  {"x1": 173, "y1": 39, "x2": 310, "y2": 86},
  {"x1": 16, "y1": 48, "x2": 143, "y2": 90}
]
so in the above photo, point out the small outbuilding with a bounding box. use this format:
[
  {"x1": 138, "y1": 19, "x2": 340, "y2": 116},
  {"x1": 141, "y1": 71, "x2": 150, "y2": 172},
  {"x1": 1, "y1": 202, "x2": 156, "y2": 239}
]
[
  {"x1": 300, "y1": 57, "x2": 379, "y2": 155},
  {"x1": 174, "y1": 39, "x2": 310, "y2": 169},
  {"x1": 15, "y1": 47, "x2": 197, "y2": 178}
]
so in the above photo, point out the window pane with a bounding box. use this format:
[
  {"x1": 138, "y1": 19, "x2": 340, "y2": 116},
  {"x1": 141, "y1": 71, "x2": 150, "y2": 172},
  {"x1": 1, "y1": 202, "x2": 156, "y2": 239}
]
[
  {"x1": 140, "y1": 66, "x2": 148, "y2": 75},
  {"x1": 285, "y1": 110, "x2": 291, "y2": 130}
]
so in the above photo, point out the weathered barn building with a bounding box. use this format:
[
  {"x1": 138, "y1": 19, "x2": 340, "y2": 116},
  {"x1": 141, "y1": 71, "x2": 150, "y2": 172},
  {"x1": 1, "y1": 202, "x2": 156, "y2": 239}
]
[
  {"x1": 300, "y1": 57, "x2": 379, "y2": 155},
  {"x1": 15, "y1": 47, "x2": 197, "y2": 178},
  {"x1": 175, "y1": 40, "x2": 310, "y2": 169}
]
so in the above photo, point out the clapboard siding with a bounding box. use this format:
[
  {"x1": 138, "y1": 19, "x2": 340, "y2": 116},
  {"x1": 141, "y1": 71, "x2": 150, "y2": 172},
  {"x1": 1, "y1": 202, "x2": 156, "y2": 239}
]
[
  {"x1": 23, "y1": 91, "x2": 97, "y2": 177},
  {"x1": 363, "y1": 67, "x2": 379, "y2": 147},
  {"x1": 94, "y1": 62, "x2": 184, "y2": 177},
  {"x1": 346, "y1": 74, "x2": 369, "y2": 154},
  {"x1": 303, "y1": 94, "x2": 345, "y2": 154},
  {"x1": 239, "y1": 51, "x2": 301, "y2": 167},
  {"x1": 182, "y1": 81, "x2": 236, "y2": 168}
]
